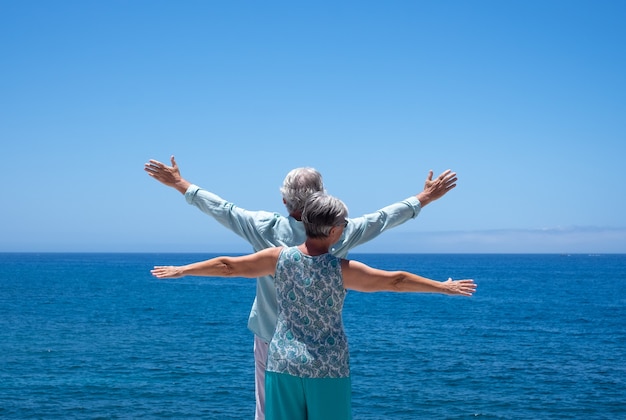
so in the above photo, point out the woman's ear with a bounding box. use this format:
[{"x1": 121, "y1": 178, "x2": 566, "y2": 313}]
[{"x1": 329, "y1": 225, "x2": 343, "y2": 238}]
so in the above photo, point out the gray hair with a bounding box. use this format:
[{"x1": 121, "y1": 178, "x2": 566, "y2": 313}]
[
  {"x1": 302, "y1": 192, "x2": 348, "y2": 239},
  {"x1": 280, "y1": 167, "x2": 325, "y2": 215}
]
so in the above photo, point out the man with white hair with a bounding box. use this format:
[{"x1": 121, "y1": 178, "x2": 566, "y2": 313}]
[{"x1": 145, "y1": 155, "x2": 457, "y2": 419}]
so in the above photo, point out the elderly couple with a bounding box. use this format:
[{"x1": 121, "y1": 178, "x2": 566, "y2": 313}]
[{"x1": 145, "y1": 156, "x2": 476, "y2": 420}]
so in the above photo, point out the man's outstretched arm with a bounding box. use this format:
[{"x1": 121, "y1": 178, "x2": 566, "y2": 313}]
[{"x1": 144, "y1": 155, "x2": 191, "y2": 195}]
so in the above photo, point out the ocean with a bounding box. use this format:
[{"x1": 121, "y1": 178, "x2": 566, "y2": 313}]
[{"x1": 0, "y1": 253, "x2": 624, "y2": 419}]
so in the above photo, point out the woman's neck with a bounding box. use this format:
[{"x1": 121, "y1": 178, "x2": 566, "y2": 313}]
[{"x1": 297, "y1": 238, "x2": 331, "y2": 256}]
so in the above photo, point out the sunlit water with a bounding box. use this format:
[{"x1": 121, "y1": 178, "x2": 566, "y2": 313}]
[{"x1": 1, "y1": 253, "x2": 624, "y2": 419}]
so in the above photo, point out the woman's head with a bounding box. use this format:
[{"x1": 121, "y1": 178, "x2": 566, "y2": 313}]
[{"x1": 302, "y1": 192, "x2": 348, "y2": 239}]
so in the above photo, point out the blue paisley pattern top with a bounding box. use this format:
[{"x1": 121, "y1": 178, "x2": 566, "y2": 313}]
[{"x1": 267, "y1": 247, "x2": 349, "y2": 378}]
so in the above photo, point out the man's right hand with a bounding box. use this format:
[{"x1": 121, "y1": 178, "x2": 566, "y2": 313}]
[{"x1": 415, "y1": 169, "x2": 458, "y2": 207}]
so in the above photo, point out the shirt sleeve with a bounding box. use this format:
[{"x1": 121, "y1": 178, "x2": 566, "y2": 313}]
[
  {"x1": 184, "y1": 184, "x2": 282, "y2": 250},
  {"x1": 330, "y1": 196, "x2": 421, "y2": 258}
]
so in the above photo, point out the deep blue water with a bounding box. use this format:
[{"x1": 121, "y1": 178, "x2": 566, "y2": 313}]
[{"x1": 1, "y1": 253, "x2": 625, "y2": 419}]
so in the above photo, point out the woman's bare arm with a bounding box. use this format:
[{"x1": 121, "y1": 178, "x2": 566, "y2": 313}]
[
  {"x1": 341, "y1": 259, "x2": 476, "y2": 296},
  {"x1": 151, "y1": 247, "x2": 282, "y2": 279}
]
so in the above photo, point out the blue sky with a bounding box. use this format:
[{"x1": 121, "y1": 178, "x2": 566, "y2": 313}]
[{"x1": 2, "y1": 0, "x2": 625, "y2": 253}]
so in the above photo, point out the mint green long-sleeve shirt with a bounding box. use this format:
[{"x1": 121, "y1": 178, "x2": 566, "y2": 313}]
[{"x1": 185, "y1": 184, "x2": 422, "y2": 342}]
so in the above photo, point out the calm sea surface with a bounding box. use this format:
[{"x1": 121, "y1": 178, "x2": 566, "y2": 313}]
[{"x1": 1, "y1": 253, "x2": 624, "y2": 419}]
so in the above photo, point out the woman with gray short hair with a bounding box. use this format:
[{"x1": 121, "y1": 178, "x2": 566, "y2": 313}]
[{"x1": 152, "y1": 192, "x2": 476, "y2": 420}]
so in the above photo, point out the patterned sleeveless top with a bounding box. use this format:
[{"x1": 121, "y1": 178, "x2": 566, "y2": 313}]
[{"x1": 267, "y1": 247, "x2": 350, "y2": 378}]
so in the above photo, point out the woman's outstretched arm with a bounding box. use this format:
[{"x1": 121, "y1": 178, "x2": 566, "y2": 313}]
[
  {"x1": 341, "y1": 259, "x2": 476, "y2": 296},
  {"x1": 151, "y1": 247, "x2": 282, "y2": 279}
]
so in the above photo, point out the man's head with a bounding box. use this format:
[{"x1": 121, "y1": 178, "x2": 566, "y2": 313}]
[
  {"x1": 280, "y1": 167, "x2": 325, "y2": 217},
  {"x1": 301, "y1": 192, "x2": 348, "y2": 239}
]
